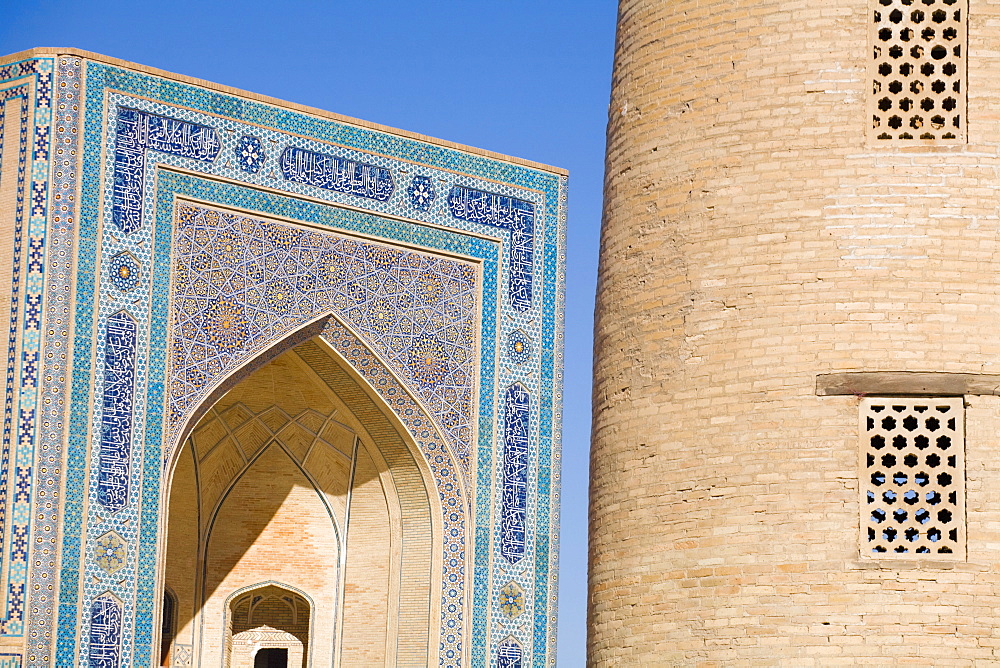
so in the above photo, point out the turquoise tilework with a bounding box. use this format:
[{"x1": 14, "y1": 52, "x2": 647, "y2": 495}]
[
  {"x1": 25, "y1": 53, "x2": 81, "y2": 668},
  {"x1": 146, "y1": 172, "x2": 498, "y2": 665},
  {"x1": 48, "y1": 57, "x2": 565, "y2": 668},
  {"x1": 0, "y1": 56, "x2": 54, "y2": 661},
  {"x1": 164, "y1": 187, "x2": 483, "y2": 473},
  {"x1": 318, "y1": 319, "x2": 472, "y2": 666}
]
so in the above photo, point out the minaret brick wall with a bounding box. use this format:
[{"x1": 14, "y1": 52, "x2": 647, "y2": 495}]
[{"x1": 590, "y1": 0, "x2": 1000, "y2": 662}]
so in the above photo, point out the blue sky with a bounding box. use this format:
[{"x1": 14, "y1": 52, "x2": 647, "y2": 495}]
[{"x1": 0, "y1": 2, "x2": 615, "y2": 663}]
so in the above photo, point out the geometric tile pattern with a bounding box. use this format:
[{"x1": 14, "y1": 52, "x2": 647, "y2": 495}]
[
  {"x1": 28, "y1": 53, "x2": 80, "y2": 667},
  {"x1": 0, "y1": 56, "x2": 52, "y2": 645},
  {"x1": 107, "y1": 253, "x2": 140, "y2": 293},
  {"x1": 507, "y1": 329, "x2": 531, "y2": 366},
  {"x1": 14, "y1": 51, "x2": 569, "y2": 668},
  {"x1": 170, "y1": 644, "x2": 191, "y2": 666},
  {"x1": 169, "y1": 204, "x2": 477, "y2": 470},
  {"x1": 152, "y1": 171, "x2": 492, "y2": 666},
  {"x1": 235, "y1": 135, "x2": 264, "y2": 174},
  {"x1": 94, "y1": 533, "x2": 127, "y2": 576},
  {"x1": 499, "y1": 581, "x2": 525, "y2": 619},
  {"x1": 407, "y1": 175, "x2": 436, "y2": 212}
]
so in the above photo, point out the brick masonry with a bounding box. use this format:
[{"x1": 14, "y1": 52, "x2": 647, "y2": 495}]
[{"x1": 591, "y1": 0, "x2": 1000, "y2": 663}]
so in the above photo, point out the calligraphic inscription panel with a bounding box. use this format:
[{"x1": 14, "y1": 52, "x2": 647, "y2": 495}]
[
  {"x1": 97, "y1": 312, "x2": 137, "y2": 513},
  {"x1": 87, "y1": 597, "x2": 122, "y2": 668}
]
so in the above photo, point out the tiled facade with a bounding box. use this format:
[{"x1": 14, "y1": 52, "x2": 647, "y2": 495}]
[{"x1": 0, "y1": 48, "x2": 566, "y2": 667}]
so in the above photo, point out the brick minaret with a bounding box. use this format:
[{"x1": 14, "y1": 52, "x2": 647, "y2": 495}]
[{"x1": 591, "y1": 0, "x2": 1000, "y2": 662}]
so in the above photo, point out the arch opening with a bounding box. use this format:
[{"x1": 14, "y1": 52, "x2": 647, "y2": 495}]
[
  {"x1": 158, "y1": 334, "x2": 440, "y2": 666},
  {"x1": 228, "y1": 584, "x2": 310, "y2": 668}
]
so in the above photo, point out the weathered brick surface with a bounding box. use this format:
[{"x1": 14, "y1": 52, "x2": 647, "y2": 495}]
[{"x1": 590, "y1": 0, "x2": 1000, "y2": 663}]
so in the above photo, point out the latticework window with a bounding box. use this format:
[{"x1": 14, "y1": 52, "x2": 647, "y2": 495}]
[
  {"x1": 860, "y1": 398, "x2": 965, "y2": 559},
  {"x1": 870, "y1": 0, "x2": 967, "y2": 142}
]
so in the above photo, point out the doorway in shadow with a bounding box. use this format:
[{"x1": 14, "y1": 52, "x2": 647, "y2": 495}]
[{"x1": 254, "y1": 648, "x2": 287, "y2": 668}]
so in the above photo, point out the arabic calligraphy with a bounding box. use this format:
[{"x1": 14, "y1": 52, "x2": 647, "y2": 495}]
[
  {"x1": 97, "y1": 312, "x2": 136, "y2": 512},
  {"x1": 280, "y1": 146, "x2": 394, "y2": 201},
  {"x1": 497, "y1": 636, "x2": 523, "y2": 668},
  {"x1": 111, "y1": 107, "x2": 221, "y2": 234},
  {"x1": 501, "y1": 383, "x2": 530, "y2": 564},
  {"x1": 88, "y1": 596, "x2": 122, "y2": 668},
  {"x1": 447, "y1": 186, "x2": 534, "y2": 311}
]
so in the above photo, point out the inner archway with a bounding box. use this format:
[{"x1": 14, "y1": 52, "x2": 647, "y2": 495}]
[
  {"x1": 228, "y1": 584, "x2": 309, "y2": 668},
  {"x1": 158, "y1": 336, "x2": 439, "y2": 666}
]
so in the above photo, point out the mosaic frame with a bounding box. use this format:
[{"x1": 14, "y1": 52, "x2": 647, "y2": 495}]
[
  {"x1": 153, "y1": 188, "x2": 486, "y2": 666},
  {"x1": 0, "y1": 56, "x2": 53, "y2": 652},
  {"x1": 0, "y1": 49, "x2": 565, "y2": 668}
]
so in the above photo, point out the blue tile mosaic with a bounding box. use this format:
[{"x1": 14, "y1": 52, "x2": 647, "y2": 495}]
[
  {"x1": 20, "y1": 53, "x2": 569, "y2": 668},
  {"x1": 27, "y1": 53, "x2": 81, "y2": 667},
  {"x1": 151, "y1": 179, "x2": 484, "y2": 666},
  {"x1": 168, "y1": 202, "x2": 478, "y2": 472},
  {"x1": 0, "y1": 56, "x2": 53, "y2": 654},
  {"x1": 107, "y1": 253, "x2": 140, "y2": 293},
  {"x1": 235, "y1": 135, "x2": 264, "y2": 174},
  {"x1": 87, "y1": 596, "x2": 122, "y2": 668},
  {"x1": 507, "y1": 329, "x2": 532, "y2": 366},
  {"x1": 280, "y1": 145, "x2": 394, "y2": 201},
  {"x1": 497, "y1": 637, "x2": 523, "y2": 668},
  {"x1": 97, "y1": 312, "x2": 137, "y2": 512},
  {"x1": 111, "y1": 108, "x2": 220, "y2": 234},
  {"x1": 447, "y1": 186, "x2": 534, "y2": 313},
  {"x1": 501, "y1": 384, "x2": 530, "y2": 565},
  {"x1": 407, "y1": 174, "x2": 437, "y2": 211}
]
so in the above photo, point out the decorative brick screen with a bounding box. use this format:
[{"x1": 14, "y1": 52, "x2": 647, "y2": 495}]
[
  {"x1": 870, "y1": 0, "x2": 967, "y2": 142},
  {"x1": 860, "y1": 398, "x2": 965, "y2": 559}
]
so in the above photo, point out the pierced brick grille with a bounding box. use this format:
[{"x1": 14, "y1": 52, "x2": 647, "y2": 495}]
[
  {"x1": 860, "y1": 398, "x2": 965, "y2": 559},
  {"x1": 870, "y1": 0, "x2": 967, "y2": 142}
]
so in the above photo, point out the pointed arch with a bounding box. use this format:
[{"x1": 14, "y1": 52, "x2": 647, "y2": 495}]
[
  {"x1": 163, "y1": 313, "x2": 334, "y2": 481},
  {"x1": 156, "y1": 312, "x2": 459, "y2": 666},
  {"x1": 223, "y1": 581, "x2": 314, "y2": 667},
  {"x1": 201, "y1": 441, "x2": 344, "y2": 568}
]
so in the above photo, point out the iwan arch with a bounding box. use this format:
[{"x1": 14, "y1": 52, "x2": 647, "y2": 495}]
[
  {"x1": 0, "y1": 48, "x2": 565, "y2": 667},
  {"x1": 161, "y1": 319, "x2": 447, "y2": 666}
]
